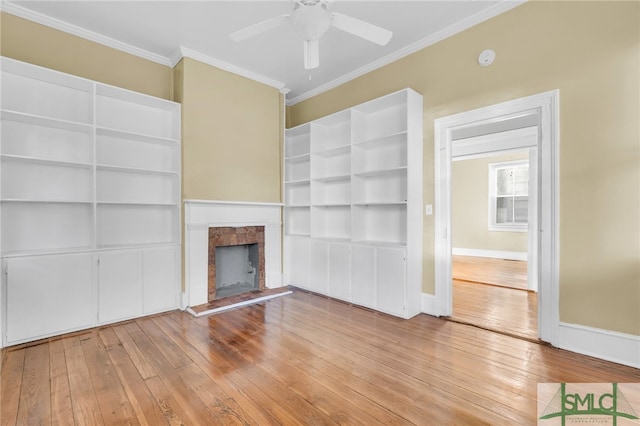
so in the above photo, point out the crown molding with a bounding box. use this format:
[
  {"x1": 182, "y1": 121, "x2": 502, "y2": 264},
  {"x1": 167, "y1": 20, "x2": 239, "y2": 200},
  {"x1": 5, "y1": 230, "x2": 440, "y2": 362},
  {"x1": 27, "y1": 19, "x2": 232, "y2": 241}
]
[
  {"x1": 0, "y1": 0, "x2": 290, "y2": 93},
  {"x1": 173, "y1": 47, "x2": 289, "y2": 93},
  {"x1": 287, "y1": 0, "x2": 527, "y2": 106},
  {"x1": 169, "y1": 48, "x2": 185, "y2": 69},
  {"x1": 0, "y1": 0, "x2": 172, "y2": 66},
  {"x1": 2, "y1": 0, "x2": 522, "y2": 104}
]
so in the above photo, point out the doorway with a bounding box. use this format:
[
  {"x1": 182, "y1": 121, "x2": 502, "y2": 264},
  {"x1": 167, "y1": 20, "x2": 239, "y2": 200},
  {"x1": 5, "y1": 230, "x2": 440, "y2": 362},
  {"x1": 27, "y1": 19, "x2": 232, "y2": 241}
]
[
  {"x1": 450, "y1": 145, "x2": 538, "y2": 340},
  {"x1": 434, "y1": 90, "x2": 559, "y2": 345}
]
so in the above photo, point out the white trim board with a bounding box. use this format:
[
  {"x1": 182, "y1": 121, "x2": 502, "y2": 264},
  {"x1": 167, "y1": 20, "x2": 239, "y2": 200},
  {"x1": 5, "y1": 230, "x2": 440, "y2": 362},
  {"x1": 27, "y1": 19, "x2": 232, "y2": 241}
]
[
  {"x1": 557, "y1": 323, "x2": 640, "y2": 369},
  {"x1": 183, "y1": 199, "x2": 284, "y2": 207},
  {"x1": 452, "y1": 248, "x2": 527, "y2": 261},
  {"x1": 0, "y1": 1, "x2": 171, "y2": 66},
  {"x1": 420, "y1": 299, "x2": 640, "y2": 369},
  {"x1": 421, "y1": 293, "x2": 438, "y2": 316},
  {"x1": 172, "y1": 47, "x2": 289, "y2": 94}
]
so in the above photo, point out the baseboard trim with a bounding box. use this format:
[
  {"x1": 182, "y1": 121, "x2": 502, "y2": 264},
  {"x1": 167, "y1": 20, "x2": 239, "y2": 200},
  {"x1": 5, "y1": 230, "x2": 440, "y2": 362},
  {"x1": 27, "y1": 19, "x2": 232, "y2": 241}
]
[
  {"x1": 452, "y1": 248, "x2": 527, "y2": 261},
  {"x1": 422, "y1": 291, "x2": 639, "y2": 368},
  {"x1": 421, "y1": 292, "x2": 439, "y2": 316},
  {"x1": 557, "y1": 322, "x2": 640, "y2": 369},
  {"x1": 180, "y1": 292, "x2": 189, "y2": 310}
]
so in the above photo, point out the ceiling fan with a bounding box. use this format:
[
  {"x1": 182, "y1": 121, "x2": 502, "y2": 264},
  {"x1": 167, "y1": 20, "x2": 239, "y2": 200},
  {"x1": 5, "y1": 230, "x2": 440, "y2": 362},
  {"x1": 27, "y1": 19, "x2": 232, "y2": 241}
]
[{"x1": 230, "y1": 0, "x2": 393, "y2": 70}]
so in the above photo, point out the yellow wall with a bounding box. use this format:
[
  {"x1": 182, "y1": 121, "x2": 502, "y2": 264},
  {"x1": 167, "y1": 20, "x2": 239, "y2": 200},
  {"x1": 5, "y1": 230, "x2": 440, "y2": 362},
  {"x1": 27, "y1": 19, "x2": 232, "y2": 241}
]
[
  {"x1": 452, "y1": 151, "x2": 528, "y2": 253},
  {"x1": 174, "y1": 57, "x2": 283, "y2": 289},
  {"x1": 288, "y1": 1, "x2": 640, "y2": 336},
  {"x1": 178, "y1": 57, "x2": 282, "y2": 203},
  {"x1": 0, "y1": 13, "x2": 172, "y2": 100}
]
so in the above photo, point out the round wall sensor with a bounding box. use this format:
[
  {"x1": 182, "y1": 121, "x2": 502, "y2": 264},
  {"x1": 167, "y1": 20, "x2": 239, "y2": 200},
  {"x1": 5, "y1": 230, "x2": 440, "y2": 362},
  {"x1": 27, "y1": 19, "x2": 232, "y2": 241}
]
[{"x1": 478, "y1": 49, "x2": 496, "y2": 67}]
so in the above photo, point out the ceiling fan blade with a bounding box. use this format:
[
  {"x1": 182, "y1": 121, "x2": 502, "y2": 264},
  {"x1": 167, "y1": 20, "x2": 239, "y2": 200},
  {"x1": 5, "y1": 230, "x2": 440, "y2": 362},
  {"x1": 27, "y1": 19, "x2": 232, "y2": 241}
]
[
  {"x1": 230, "y1": 15, "x2": 289, "y2": 42},
  {"x1": 304, "y1": 39, "x2": 320, "y2": 70},
  {"x1": 331, "y1": 13, "x2": 392, "y2": 46}
]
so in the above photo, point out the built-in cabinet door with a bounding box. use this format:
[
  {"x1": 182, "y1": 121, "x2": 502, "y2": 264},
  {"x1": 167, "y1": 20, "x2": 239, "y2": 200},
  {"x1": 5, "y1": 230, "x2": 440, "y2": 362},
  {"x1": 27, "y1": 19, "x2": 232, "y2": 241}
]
[
  {"x1": 376, "y1": 247, "x2": 406, "y2": 317},
  {"x1": 309, "y1": 240, "x2": 329, "y2": 295},
  {"x1": 286, "y1": 236, "x2": 310, "y2": 289},
  {"x1": 98, "y1": 250, "x2": 142, "y2": 323},
  {"x1": 142, "y1": 246, "x2": 179, "y2": 314},
  {"x1": 351, "y1": 245, "x2": 375, "y2": 308},
  {"x1": 5, "y1": 253, "x2": 94, "y2": 344},
  {"x1": 328, "y1": 242, "x2": 350, "y2": 301}
]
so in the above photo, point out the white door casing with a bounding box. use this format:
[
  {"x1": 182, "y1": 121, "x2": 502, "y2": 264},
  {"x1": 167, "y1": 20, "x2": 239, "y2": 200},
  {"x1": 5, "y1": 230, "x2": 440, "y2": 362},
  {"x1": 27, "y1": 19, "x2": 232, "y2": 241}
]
[{"x1": 434, "y1": 90, "x2": 559, "y2": 345}]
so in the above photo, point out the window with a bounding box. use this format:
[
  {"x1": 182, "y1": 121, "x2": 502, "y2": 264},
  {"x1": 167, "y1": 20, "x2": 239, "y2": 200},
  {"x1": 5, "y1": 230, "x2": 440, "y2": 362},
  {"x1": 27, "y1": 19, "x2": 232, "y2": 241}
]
[{"x1": 489, "y1": 160, "x2": 528, "y2": 231}]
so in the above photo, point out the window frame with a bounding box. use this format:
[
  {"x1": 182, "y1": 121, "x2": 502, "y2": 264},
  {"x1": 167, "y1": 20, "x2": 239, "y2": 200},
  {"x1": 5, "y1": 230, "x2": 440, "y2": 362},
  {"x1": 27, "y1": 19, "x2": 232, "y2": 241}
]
[{"x1": 488, "y1": 159, "x2": 529, "y2": 232}]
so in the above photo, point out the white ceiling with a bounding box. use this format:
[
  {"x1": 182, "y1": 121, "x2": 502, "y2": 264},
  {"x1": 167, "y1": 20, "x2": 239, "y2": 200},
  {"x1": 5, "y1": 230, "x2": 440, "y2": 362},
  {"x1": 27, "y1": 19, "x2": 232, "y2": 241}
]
[{"x1": 2, "y1": 0, "x2": 524, "y2": 104}]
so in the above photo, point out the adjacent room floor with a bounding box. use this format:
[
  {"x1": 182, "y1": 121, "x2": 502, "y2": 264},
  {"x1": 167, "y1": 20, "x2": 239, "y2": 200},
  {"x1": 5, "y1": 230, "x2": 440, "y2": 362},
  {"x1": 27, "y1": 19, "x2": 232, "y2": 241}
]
[{"x1": 451, "y1": 255, "x2": 538, "y2": 341}]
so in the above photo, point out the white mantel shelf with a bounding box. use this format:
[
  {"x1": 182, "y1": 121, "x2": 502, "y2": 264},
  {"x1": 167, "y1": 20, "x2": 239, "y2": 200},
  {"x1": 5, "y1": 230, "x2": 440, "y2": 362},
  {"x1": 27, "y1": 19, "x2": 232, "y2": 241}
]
[{"x1": 184, "y1": 199, "x2": 284, "y2": 207}]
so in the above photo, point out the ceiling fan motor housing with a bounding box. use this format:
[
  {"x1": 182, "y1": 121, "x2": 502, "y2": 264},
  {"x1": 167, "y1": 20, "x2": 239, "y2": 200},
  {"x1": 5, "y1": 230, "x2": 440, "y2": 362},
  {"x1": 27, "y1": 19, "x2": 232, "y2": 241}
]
[
  {"x1": 297, "y1": 0, "x2": 325, "y2": 6},
  {"x1": 292, "y1": 1, "x2": 331, "y2": 40}
]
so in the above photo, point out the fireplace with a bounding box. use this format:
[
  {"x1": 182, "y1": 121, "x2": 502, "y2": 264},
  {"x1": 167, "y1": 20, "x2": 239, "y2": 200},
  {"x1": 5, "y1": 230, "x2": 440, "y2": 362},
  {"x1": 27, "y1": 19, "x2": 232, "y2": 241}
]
[
  {"x1": 208, "y1": 226, "x2": 265, "y2": 301},
  {"x1": 215, "y1": 243, "x2": 259, "y2": 298},
  {"x1": 184, "y1": 200, "x2": 282, "y2": 308}
]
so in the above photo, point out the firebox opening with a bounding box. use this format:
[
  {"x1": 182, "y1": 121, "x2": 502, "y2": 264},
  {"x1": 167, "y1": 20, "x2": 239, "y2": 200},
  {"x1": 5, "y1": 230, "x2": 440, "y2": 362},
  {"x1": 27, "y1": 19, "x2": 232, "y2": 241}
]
[{"x1": 215, "y1": 243, "x2": 259, "y2": 299}]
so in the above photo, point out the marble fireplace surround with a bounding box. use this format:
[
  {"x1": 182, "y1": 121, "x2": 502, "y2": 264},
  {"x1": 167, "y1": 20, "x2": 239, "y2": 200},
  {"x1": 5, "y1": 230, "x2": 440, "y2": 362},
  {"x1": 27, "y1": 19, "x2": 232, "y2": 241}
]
[{"x1": 184, "y1": 200, "x2": 283, "y2": 308}]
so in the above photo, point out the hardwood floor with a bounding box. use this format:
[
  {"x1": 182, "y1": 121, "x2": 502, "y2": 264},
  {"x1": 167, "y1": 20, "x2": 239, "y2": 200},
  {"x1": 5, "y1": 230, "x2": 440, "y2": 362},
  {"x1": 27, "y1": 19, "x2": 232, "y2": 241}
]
[
  {"x1": 452, "y1": 255, "x2": 528, "y2": 290},
  {"x1": 2, "y1": 289, "x2": 639, "y2": 425},
  {"x1": 451, "y1": 255, "x2": 537, "y2": 341},
  {"x1": 452, "y1": 279, "x2": 538, "y2": 341}
]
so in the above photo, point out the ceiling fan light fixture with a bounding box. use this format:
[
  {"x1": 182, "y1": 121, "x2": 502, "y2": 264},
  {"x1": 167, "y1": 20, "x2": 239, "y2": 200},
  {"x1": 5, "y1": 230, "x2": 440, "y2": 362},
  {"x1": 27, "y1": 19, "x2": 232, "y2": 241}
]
[
  {"x1": 229, "y1": 0, "x2": 392, "y2": 70},
  {"x1": 291, "y1": 1, "x2": 331, "y2": 40}
]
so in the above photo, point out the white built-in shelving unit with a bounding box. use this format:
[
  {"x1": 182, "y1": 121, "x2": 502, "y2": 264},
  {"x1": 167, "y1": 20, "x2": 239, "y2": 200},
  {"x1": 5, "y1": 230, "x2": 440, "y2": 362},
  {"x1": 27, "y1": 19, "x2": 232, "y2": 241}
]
[
  {"x1": 0, "y1": 57, "x2": 181, "y2": 346},
  {"x1": 284, "y1": 89, "x2": 423, "y2": 318}
]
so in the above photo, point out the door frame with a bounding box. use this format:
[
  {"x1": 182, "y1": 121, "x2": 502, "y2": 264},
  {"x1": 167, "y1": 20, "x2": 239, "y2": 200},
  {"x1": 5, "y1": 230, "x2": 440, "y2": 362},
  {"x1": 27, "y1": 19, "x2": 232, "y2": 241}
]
[{"x1": 434, "y1": 90, "x2": 559, "y2": 345}]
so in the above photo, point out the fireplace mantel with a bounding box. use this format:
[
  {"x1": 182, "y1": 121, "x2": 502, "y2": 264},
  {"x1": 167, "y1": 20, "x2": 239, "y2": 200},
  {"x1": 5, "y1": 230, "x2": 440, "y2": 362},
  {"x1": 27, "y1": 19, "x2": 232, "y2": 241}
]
[{"x1": 183, "y1": 200, "x2": 283, "y2": 307}]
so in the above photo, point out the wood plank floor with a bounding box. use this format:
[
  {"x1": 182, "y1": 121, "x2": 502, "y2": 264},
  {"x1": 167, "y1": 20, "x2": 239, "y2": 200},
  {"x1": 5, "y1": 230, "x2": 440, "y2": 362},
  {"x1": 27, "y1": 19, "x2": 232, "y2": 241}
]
[
  {"x1": 3, "y1": 290, "x2": 639, "y2": 425},
  {"x1": 452, "y1": 279, "x2": 538, "y2": 341},
  {"x1": 452, "y1": 255, "x2": 528, "y2": 290},
  {"x1": 451, "y1": 255, "x2": 537, "y2": 341}
]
